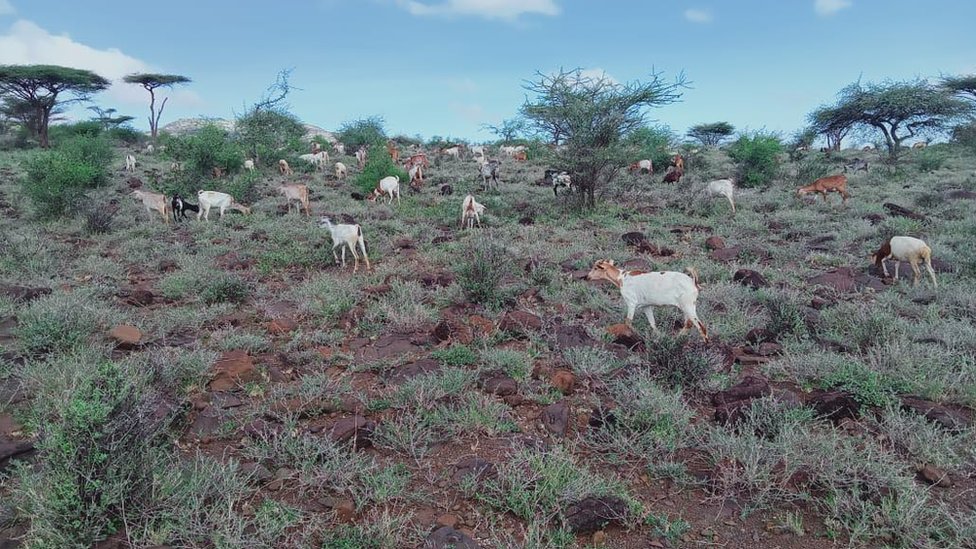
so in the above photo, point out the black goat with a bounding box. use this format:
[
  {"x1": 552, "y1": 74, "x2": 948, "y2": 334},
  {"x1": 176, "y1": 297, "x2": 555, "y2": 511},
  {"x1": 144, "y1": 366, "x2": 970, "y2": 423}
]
[{"x1": 172, "y1": 194, "x2": 199, "y2": 222}]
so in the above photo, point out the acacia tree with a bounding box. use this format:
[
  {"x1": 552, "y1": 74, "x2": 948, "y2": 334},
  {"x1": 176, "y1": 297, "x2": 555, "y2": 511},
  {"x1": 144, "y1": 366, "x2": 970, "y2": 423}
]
[
  {"x1": 0, "y1": 65, "x2": 109, "y2": 147},
  {"x1": 520, "y1": 68, "x2": 685, "y2": 208},
  {"x1": 123, "y1": 73, "x2": 191, "y2": 145},
  {"x1": 807, "y1": 102, "x2": 857, "y2": 151},
  {"x1": 942, "y1": 74, "x2": 976, "y2": 103},
  {"x1": 825, "y1": 79, "x2": 970, "y2": 159},
  {"x1": 686, "y1": 121, "x2": 734, "y2": 146},
  {"x1": 483, "y1": 117, "x2": 527, "y2": 143},
  {"x1": 87, "y1": 106, "x2": 134, "y2": 130}
]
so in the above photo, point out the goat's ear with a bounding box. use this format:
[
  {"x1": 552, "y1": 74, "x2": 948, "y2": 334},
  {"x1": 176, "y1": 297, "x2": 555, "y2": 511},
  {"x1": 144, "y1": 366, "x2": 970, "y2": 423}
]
[{"x1": 606, "y1": 259, "x2": 614, "y2": 266}]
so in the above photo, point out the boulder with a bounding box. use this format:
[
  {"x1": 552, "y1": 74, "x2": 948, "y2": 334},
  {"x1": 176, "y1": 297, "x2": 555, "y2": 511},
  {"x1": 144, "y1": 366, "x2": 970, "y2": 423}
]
[
  {"x1": 108, "y1": 325, "x2": 142, "y2": 348},
  {"x1": 426, "y1": 526, "x2": 481, "y2": 549},
  {"x1": 0, "y1": 283, "x2": 51, "y2": 303},
  {"x1": 329, "y1": 416, "x2": 374, "y2": 449},
  {"x1": 498, "y1": 311, "x2": 543, "y2": 334},
  {"x1": 711, "y1": 375, "x2": 771, "y2": 406},
  {"x1": 480, "y1": 375, "x2": 517, "y2": 396},
  {"x1": 808, "y1": 390, "x2": 860, "y2": 422},
  {"x1": 542, "y1": 401, "x2": 570, "y2": 437},
  {"x1": 733, "y1": 269, "x2": 768, "y2": 289},
  {"x1": 606, "y1": 323, "x2": 643, "y2": 350},
  {"x1": 704, "y1": 236, "x2": 726, "y2": 250},
  {"x1": 209, "y1": 350, "x2": 259, "y2": 391},
  {"x1": 562, "y1": 496, "x2": 628, "y2": 534},
  {"x1": 550, "y1": 369, "x2": 576, "y2": 395}
]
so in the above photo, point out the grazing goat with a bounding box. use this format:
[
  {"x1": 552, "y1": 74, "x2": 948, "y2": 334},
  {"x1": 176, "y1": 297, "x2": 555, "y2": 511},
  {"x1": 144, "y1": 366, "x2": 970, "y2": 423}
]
[
  {"x1": 170, "y1": 161, "x2": 184, "y2": 172},
  {"x1": 629, "y1": 159, "x2": 653, "y2": 174},
  {"x1": 278, "y1": 159, "x2": 294, "y2": 175},
  {"x1": 844, "y1": 158, "x2": 869, "y2": 174},
  {"x1": 551, "y1": 172, "x2": 572, "y2": 196},
  {"x1": 196, "y1": 191, "x2": 251, "y2": 221},
  {"x1": 513, "y1": 150, "x2": 527, "y2": 162},
  {"x1": 211, "y1": 166, "x2": 225, "y2": 179},
  {"x1": 311, "y1": 142, "x2": 322, "y2": 154},
  {"x1": 387, "y1": 141, "x2": 399, "y2": 164},
  {"x1": 871, "y1": 236, "x2": 937, "y2": 287},
  {"x1": 367, "y1": 176, "x2": 401, "y2": 205},
  {"x1": 278, "y1": 184, "x2": 310, "y2": 216},
  {"x1": 672, "y1": 153, "x2": 685, "y2": 171},
  {"x1": 145, "y1": 144, "x2": 155, "y2": 155},
  {"x1": 663, "y1": 168, "x2": 684, "y2": 183},
  {"x1": 334, "y1": 142, "x2": 346, "y2": 156},
  {"x1": 408, "y1": 164, "x2": 424, "y2": 189},
  {"x1": 244, "y1": 159, "x2": 255, "y2": 172},
  {"x1": 913, "y1": 142, "x2": 927, "y2": 150},
  {"x1": 171, "y1": 194, "x2": 199, "y2": 222},
  {"x1": 587, "y1": 259, "x2": 708, "y2": 341},
  {"x1": 319, "y1": 216, "x2": 370, "y2": 272},
  {"x1": 796, "y1": 174, "x2": 849, "y2": 204},
  {"x1": 335, "y1": 161, "x2": 348, "y2": 180},
  {"x1": 403, "y1": 153, "x2": 429, "y2": 170},
  {"x1": 480, "y1": 159, "x2": 500, "y2": 190},
  {"x1": 356, "y1": 146, "x2": 368, "y2": 169},
  {"x1": 441, "y1": 146, "x2": 461, "y2": 160},
  {"x1": 470, "y1": 145, "x2": 485, "y2": 158},
  {"x1": 704, "y1": 179, "x2": 735, "y2": 213},
  {"x1": 460, "y1": 194, "x2": 485, "y2": 229},
  {"x1": 131, "y1": 190, "x2": 170, "y2": 223},
  {"x1": 125, "y1": 154, "x2": 136, "y2": 172},
  {"x1": 440, "y1": 184, "x2": 454, "y2": 196}
]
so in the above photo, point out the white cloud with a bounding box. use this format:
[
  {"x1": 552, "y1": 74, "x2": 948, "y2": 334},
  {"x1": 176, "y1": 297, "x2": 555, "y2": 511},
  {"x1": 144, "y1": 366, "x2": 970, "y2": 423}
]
[
  {"x1": 0, "y1": 19, "x2": 202, "y2": 110},
  {"x1": 579, "y1": 68, "x2": 618, "y2": 85},
  {"x1": 0, "y1": 0, "x2": 14, "y2": 16},
  {"x1": 395, "y1": 0, "x2": 559, "y2": 20},
  {"x1": 684, "y1": 8, "x2": 712, "y2": 23},
  {"x1": 814, "y1": 0, "x2": 851, "y2": 16}
]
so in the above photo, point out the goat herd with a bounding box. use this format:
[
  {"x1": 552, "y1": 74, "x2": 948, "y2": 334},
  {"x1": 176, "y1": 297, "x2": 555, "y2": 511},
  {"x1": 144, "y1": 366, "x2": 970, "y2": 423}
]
[{"x1": 124, "y1": 140, "x2": 940, "y2": 340}]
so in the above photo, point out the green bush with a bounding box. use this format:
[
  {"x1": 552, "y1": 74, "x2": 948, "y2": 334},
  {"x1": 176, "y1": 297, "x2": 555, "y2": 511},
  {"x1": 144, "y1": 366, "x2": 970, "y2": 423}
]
[
  {"x1": 106, "y1": 125, "x2": 144, "y2": 145},
  {"x1": 15, "y1": 292, "x2": 105, "y2": 355},
  {"x1": 455, "y1": 235, "x2": 512, "y2": 306},
  {"x1": 236, "y1": 108, "x2": 305, "y2": 168},
  {"x1": 728, "y1": 131, "x2": 783, "y2": 188},
  {"x1": 337, "y1": 116, "x2": 387, "y2": 151},
  {"x1": 951, "y1": 121, "x2": 976, "y2": 151},
  {"x1": 795, "y1": 154, "x2": 833, "y2": 184},
  {"x1": 200, "y1": 274, "x2": 250, "y2": 304},
  {"x1": 48, "y1": 121, "x2": 103, "y2": 142},
  {"x1": 20, "y1": 135, "x2": 113, "y2": 217},
  {"x1": 354, "y1": 144, "x2": 409, "y2": 195},
  {"x1": 626, "y1": 125, "x2": 678, "y2": 172},
  {"x1": 163, "y1": 124, "x2": 243, "y2": 178},
  {"x1": 915, "y1": 147, "x2": 948, "y2": 172}
]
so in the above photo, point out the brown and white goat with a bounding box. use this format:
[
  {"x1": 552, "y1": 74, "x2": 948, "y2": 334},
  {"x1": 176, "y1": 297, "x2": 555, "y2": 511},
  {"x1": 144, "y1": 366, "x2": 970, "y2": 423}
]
[
  {"x1": 796, "y1": 174, "x2": 849, "y2": 204},
  {"x1": 278, "y1": 159, "x2": 294, "y2": 176},
  {"x1": 277, "y1": 184, "x2": 310, "y2": 216},
  {"x1": 870, "y1": 236, "x2": 937, "y2": 287},
  {"x1": 460, "y1": 194, "x2": 485, "y2": 229},
  {"x1": 587, "y1": 259, "x2": 708, "y2": 341},
  {"x1": 367, "y1": 176, "x2": 401, "y2": 205},
  {"x1": 196, "y1": 191, "x2": 251, "y2": 221},
  {"x1": 131, "y1": 190, "x2": 171, "y2": 223}
]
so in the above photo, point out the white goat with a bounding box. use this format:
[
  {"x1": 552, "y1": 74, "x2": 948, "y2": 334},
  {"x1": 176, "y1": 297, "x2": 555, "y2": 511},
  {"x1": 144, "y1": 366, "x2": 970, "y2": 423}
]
[
  {"x1": 196, "y1": 190, "x2": 251, "y2": 221},
  {"x1": 125, "y1": 154, "x2": 136, "y2": 172},
  {"x1": 131, "y1": 190, "x2": 170, "y2": 223},
  {"x1": 334, "y1": 142, "x2": 346, "y2": 156},
  {"x1": 335, "y1": 161, "x2": 348, "y2": 180},
  {"x1": 244, "y1": 159, "x2": 255, "y2": 171},
  {"x1": 367, "y1": 175, "x2": 401, "y2": 205},
  {"x1": 552, "y1": 172, "x2": 572, "y2": 196},
  {"x1": 355, "y1": 147, "x2": 368, "y2": 169},
  {"x1": 470, "y1": 145, "x2": 485, "y2": 158},
  {"x1": 871, "y1": 236, "x2": 937, "y2": 287},
  {"x1": 587, "y1": 259, "x2": 708, "y2": 341},
  {"x1": 460, "y1": 194, "x2": 485, "y2": 229},
  {"x1": 145, "y1": 144, "x2": 155, "y2": 155},
  {"x1": 705, "y1": 179, "x2": 736, "y2": 213},
  {"x1": 277, "y1": 184, "x2": 310, "y2": 216},
  {"x1": 319, "y1": 216, "x2": 371, "y2": 272}
]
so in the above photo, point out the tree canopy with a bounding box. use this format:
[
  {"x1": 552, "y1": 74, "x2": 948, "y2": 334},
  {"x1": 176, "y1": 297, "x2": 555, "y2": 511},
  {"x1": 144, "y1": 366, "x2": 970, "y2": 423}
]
[
  {"x1": 124, "y1": 73, "x2": 191, "y2": 143},
  {"x1": 520, "y1": 67, "x2": 686, "y2": 208},
  {"x1": 686, "y1": 121, "x2": 735, "y2": 146},
  {"x1": 942, "y1": 74, "x2": 976, "y2": 103},
  {"x1": 0, "y1": 64, "x2": 109, "y2": 147}
]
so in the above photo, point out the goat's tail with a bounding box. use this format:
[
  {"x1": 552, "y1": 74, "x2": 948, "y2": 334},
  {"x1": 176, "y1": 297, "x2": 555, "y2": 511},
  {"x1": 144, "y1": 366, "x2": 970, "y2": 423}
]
[{"x1": 685, "y1": 267, "x2": 701, "y2": 290}]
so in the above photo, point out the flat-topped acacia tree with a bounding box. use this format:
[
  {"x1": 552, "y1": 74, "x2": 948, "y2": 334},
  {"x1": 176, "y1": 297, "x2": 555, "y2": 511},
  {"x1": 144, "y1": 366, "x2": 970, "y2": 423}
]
[
  {"x1": 123, "y1": 73, "x2": 191, "y2": 145},
  {"x1": 0, "y1": 64, "x2": 109, "y2": 148}
]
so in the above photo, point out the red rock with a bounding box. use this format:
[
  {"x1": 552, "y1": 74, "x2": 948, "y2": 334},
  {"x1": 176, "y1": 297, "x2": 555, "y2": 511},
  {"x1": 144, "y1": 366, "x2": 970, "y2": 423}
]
[
  {"x1": 481, "y1": 375, "x2": 518, "y2": 396},
  {"x1": 330, "y1": 415, "x2": 374, "y2": 448},
  {"x1": 705, "y1": 236, "x2": 726, "y2": 250},
  {"x1": 606, "y1": 323, "x2": 643, "y2": 350},
  {"x1": 436, "y1": 514, "x2": 459, "y2": 528},
  {"x1": 498, "y1": 311, "x2": 543, "y2": 333},
  {"x1": 209, "y1": 350, "x2": 259, "y2": 391},
  {"x1": 542, "y1": 401, "x2": 570, "y2": 437},
  {"x1": 108, "y1": 325, "x2": 142, "y2": 348},
  {"x1": 468, "y1": 315, "x2": 494, "y2": 338},
  {"x1": 733, "y1": 269, "x2": 767, "y2": 288},
  {"x1": 711, "y1": 247, "x2": 741, "y2": 262},
  {"x1": 917, "y1": 465, "x2": 952, "y2": 487},
  {"x1": 550, "y1": 369, "x2": 576, "y2": 395}
]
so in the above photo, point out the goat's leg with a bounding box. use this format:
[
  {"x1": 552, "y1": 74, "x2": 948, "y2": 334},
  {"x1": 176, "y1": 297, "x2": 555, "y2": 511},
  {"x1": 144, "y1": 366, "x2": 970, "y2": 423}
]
[
  {"x1": 643, "y1": 307, "x2": 658, "y2": 333},
  {"x1": 894, "y1": 261, "x2": 900, "y2": 282},
  {"x1": 910, "y1": 260, "x2": 921, "y2": 286},
  {"x1": 625, "y1": 303, "x2": 637, "y2": 327},
  {"x1": 359, "y1": 237, "x2": 371, "y2": 271},
  {"x1": 881, "y1": 258, "x2": 890, "y2": 278},
  {"x1": 332, "y1": 244, "x2": 340, "y2": 266},
  {"x1": 924, "y1": 257, "x2": 938, "y2": 287},
  {"x1": 340, "y1": 246, "x2": 347, "y2": 267},
  {"x1": 219, "y1": 206, "x2": 226, "y2": 218},
  {"x1": 727, "y1": 196, "x2": 735, "y2": 213},
  {"x1": 349, "y1": 244, "x2": 359, "y2": 273}
]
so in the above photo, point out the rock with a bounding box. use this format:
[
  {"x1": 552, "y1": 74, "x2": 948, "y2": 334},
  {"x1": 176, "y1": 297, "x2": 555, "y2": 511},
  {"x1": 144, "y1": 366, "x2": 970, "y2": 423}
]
[
  {"x1": 388, "y1": 359, "x2": 441, "y2": 384},
  {"x1": 810, "y1": 296, "x2": 832, "y2": 310},
  {"x1": 807, "y1": 234, "x2": 835, "y2": 251},
  {"x1": 480, "y1": 375, "x2": 517, "y2": 396},
  {"x1": 917, "y1": 465, "x2": 952, "y2": 487},
  {"x1": 606, "y1": 323, "x2": 643, "y2": 350},
  {"x1": 807, "y1": 268, "x2": 857, "y2": 292},
  {"x1": 705, "y1": 236, "x2": 726, "y2": 250},
  {"x1": 498, "y1": 311, "x2": 543, "y2": 334},
  {"x1": 453, "y1": 457, "x2": 495, "y2": 484},
  {"x1": 808, "y1": 390, "x2": 860, "y2": 422},
  {"x1": 554, "y1": 324, "x2": 597, "y2": 349},
  {"x1": 394, "y1": 236, "x2": 415, "y2": 249},
  {"x1": 714, "y1": 400, "x2": 752, "y2": 426},
  {"x1": 432, "y1": 317, "x2": 473, "y2": 344},
  {"x1": 710, "y1": 247, "x2": 742, "y2": 262},
  {"x1": 588, "y1": 407, "x2": 617, "y2": 430},
  {"x1": 239, "y1": 462, "x2": 273, "y2": 484},
  {"x1": 563, "y1": 496, "x2": 628, "y2": 534},
  {"x1": 592, "y1": 531, "x2": 607, "y2": 546},
  {"x1": 621, "y1": 232, "x2": 647, "y2": 247},
  {"x1": 426, "y1": 526, "x2": 481, "y2": 549},
  {"x1": 157, "y1": 259, "x2": 178, "y2": 272},
  {"x1": 550, "y1": 369, "x2": 576, "y2": 395},
  {"x1": 0, "y1": 283, "x2": 51, "y2": 303},
  {"x1": 518, "y1": 216, "x2": 534, "y2": 225},
  {"x1": 883, "y1": 202, "x2": 926, "y2": 221},
  {"x1": 436, "y1": 514, "x2": 459, "y2": 528},
  {"x1": 108, "y1": 325, "x2": 142, "y2": 348},
  {"x1": 126, "y1": 177, "x2": 143, "y2": 189},
  {"x1": 733, "y1": 269, "x2": 768, "y2": 289},
  {"x1": 467, "y1": 315, "x2": 494, "y2": 338},
  {"x1": 362, "y1": 283, "x2": 392, "y2": 296},
  {"x1": 900, "y1": 396, "x2": 970, "y2": 432},
  {"x1": 357, "y1": 334, "x2": 421, "y2": 360},
  {"x1": 187, "y1": 405, "x2": 222, "y2": 439},
  {"x1": 862, "y1": 213, "x2": 885, "y2": 225},
  {"x1": 712, "y1": 375, "x2": 771, "y2": 406},
  {"x1": 209, "y1": 350, "x2": 259, "y2": 391},
  {"x1": 267, "y1": 317, "x2": 298, "y2": 335},
  {"x1": 542, "y1": 401, "x2": 570, "y2": 437},
  {"x1": 0, "y1": 440, "x2": 35, "y2": 472},
  {"x1": 946, "y1": 189, "x2": 976, "y2": 200},
  {"x1": 329, "y1": 416, "x2": 374, "y2": 449},
  {"x1": 756, "y1": 342, "x2": 783, "y2": 356}
]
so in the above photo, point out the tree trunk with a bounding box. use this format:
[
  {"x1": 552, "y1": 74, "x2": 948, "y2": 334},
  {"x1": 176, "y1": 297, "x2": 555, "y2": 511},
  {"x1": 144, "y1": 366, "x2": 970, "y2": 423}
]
[
  {"x1": 38, "y1": 106, "x2": 51, "y2": 148},
  {"x1": 148, "y1": 87, "x2": 157, "y2": 145}
]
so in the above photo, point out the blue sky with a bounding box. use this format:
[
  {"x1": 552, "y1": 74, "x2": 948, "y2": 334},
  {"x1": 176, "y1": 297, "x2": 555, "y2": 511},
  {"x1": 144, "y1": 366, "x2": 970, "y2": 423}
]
[{"x1": 1, "y1": 0, "x2": 973, "y2": 143}]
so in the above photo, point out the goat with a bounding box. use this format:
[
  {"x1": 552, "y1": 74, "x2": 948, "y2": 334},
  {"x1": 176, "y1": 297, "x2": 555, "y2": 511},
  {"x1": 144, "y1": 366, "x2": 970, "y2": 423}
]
[
  {"x1": 125, "y1": 154, "x2": 136, "y2": 172},
  {"x1": 480, "y1": 159, "x2": 500, "y2": 190},
  {"x1": 145, "y1": 144, "x2": 155, "y2": 155},
  {"x1": 277, "y1": 184, "x2": 310, "y2": 217},
  {"x1": 628, "y1": 159, "x2": 653, "y2": 174},
  {"x1": 796, "y1": 174, "x2": 849, "y2": 205},
  {"x1": 196, "y1": 190, "x2": 251, "y2": 221},
  {"x1": 552, "y1": 172, "x2": 572, "y2": 196},
  {"x1": 131, "y1": 190, "x2": 170, "y2": 223},
  {"x1": 171, "y1": 194, "x2": 199, "y2": 222},
  {"x1": 211, "y1": 166, "x2": 225, "y2": 179},
  {"x1": 335, "y1": 161, "x2": 348, "y2": 180},
  {"x1": 387, "y1": 141, "x2": 399, "y2": 164},
  {"x1": 440, "y1": 184, "x2": 454, "y2": 196},
  {"x1": 319, "y1": 216, "x2": 370, "y2": 272},
  {"x1": 367, "y1": 176, "x2": 401, "y2": 205},
  {"x1": 403, "y1": 153, "x2": 429, "y2": 170},
  {"x1": 441, "y1": 146, "x2": 461, "y2": 160},
  {"x1": 663, "y1": 167, "x2": 684, "y2": 183},
  {"x1": 587, "y1": 259, "x2": 708, "y2": 342},
  {"x1": 470, "y1": 145, "x2": 485, "y2": 158},
  {"x1": 311, "y1": 141, "x2": 322, "y2": 154},
  {"x1": 672, "y1": 153, "x2": 685, "y2": 171},
  {"x1": 334, "y1": 142, "x2": 346, "y2": 156},
  {"x1": 356, "y1": 146, "x2": 368, "y2": 169},
  {"x1": 513, "y1": 150, "x2": 527, "y2": 162},
  {"x1": 409, "y1": 164, "x2": 424, "y2": 189},
  {"x1": 170, "y1": 161, "x2": 184, "y2": 173},
  {"x1": 843, "y1": 158, "x2": 869, "y2": 174},
  {"x1": 244, "y1": 159, "x2": 256, "y2": 172},
  {"x1": 704, "y1": 179, "x2": 735, "y2": 213},
  {"x1": 460, "y1": 194, "x2": 485, "y2": 229},
  {"x1": 913, "y1": 141, "x2": 927, "y2": 150},
  {"x1": 870, "y1": 236, "x2": 937, "y2": 287},
  {"x1": 278, "y1": 159, "x2": 294, "y2": 175}
]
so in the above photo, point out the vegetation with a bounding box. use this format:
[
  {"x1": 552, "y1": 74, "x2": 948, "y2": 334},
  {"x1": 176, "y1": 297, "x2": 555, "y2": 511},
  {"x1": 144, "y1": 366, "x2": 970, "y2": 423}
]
[
  {"x1": 123, "y1": 73, "x2": 192, "y2": 144},
  {"x1": 727, "y1": 131, "x2": 783, "y2": 187},
  {"x1": 337, "y1": 116, "x2": 387, "y2": 151},
  {"x1": 20, "y1": 133, "x2": 113, "y2": 217},
  {"x1": 686, "y1": 121, "x2": 735, "y2": 146}
]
